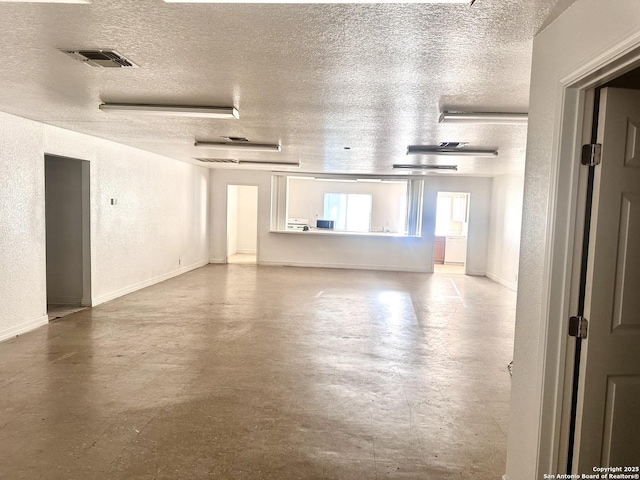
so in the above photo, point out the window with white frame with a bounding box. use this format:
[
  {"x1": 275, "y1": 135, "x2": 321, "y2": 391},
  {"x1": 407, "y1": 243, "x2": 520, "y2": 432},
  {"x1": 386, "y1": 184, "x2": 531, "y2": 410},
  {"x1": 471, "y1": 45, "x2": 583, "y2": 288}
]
[{"x1": 323, "y1": 193, "x2": 372, "y2": 232}]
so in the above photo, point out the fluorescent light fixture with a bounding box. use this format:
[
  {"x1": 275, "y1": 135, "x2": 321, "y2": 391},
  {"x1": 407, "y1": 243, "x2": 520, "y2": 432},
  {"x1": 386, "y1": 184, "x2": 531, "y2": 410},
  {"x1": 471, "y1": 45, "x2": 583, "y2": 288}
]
[
  {"x1": 393, "y1": 164, "x2": 458, "y2": 171},
  {"x1": 315, "y1": 178, "x2": 357, "y2": 183},
  {"x1": 0, "y1": 0, "x2": 90, "y2": 2},
  {"x1": 100, "y1": 103, "x2": 238, "y2": 119},
  {"x1": 165, "y1": 0, "x2": 469, "y2": 3},
  {"x1": 439, "y1": 111, "x2": 528, "y2": 124},
  {"x1": 356, "y1": 178, "x2": 383, "y2": 183},
  {"x1": 407, "y1": 145, "x2": 498, "y2": 157},
  {"x1": 195, "y1": 141, "x2": 281, "y2": 152},
  {"x1": 238, "y1": 160, "x2": 298, "y2": 167}
]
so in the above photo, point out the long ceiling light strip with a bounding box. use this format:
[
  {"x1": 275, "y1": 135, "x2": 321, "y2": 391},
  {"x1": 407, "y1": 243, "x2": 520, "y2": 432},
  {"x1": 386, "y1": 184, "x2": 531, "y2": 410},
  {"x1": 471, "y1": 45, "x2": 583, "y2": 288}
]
[
  {"x1": 99, "y1": 103, "x2": 239, "y2": 119},
  {"x1": 238, "y1": 160, "x2": 298, "y2": 167},
  {"x1": 393, "y1": 164, "x2": 458, "y2": 171},
  {"x1": 406, "y1": 145, "x2": 498, "y2": 157},
  {"x1": 165, "y1": 0, "x2": 470, "y2": 3},
  {"x1": 195, "y1": 141, "x2": 281, "y2": 152},
  {"x1": 439, "y1": 112, "x2": 528, "y2": 124},
  {"x1": 0, "y1": 0, "x2": 90, "y2": 3}
]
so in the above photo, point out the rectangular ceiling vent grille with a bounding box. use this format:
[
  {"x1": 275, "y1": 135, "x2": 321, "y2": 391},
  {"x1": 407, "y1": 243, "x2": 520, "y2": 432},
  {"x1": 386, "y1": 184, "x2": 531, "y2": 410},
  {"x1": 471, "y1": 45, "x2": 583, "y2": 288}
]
[
  {"x1": 196, "y1": 158, "x2": 239, "y2": 164},
  {"x1": 60, "y1": 49, "x2": 139, "y2": 68},
  {"x1": 223, "y1": 136, "x2": 249, "y2": 143}
]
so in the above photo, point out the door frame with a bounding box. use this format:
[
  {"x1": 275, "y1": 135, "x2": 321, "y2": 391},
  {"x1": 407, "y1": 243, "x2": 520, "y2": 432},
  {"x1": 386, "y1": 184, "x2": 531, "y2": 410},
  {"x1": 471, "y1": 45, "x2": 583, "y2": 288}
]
[
  {"x1": 432, "y1": 191, "x2": 470, "y2": 274},
  {"x1": 224, "y1": 183, "x2": 260, "y2": 263},
  {"x1": 44, "y1": 154, "x2": 92, "y2": 307},
  {"x1": 536, "y1": 35, "x2": 640, "y2": 474}
]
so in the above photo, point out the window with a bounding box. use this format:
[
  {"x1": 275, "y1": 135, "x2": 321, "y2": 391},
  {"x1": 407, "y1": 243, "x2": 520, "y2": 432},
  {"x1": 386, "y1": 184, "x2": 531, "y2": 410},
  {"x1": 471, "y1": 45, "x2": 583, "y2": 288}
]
[
  {"x1": 324, "y1": 193, "x2": 372, "y2": 232},
  {"x1": 435, "y1": 192, "x2": 470, "y2": 236}
]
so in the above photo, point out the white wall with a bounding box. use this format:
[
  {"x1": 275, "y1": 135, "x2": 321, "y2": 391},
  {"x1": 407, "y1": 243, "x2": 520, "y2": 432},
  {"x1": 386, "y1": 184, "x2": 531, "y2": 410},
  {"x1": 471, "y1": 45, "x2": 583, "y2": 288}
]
[
  {"x1": 45, "y1": 155, "x2": 84, "y2": 305},
  {"x1": 288, "y1": 178, "x2": 407, "y2": 233},
  {"x1": 506, "y1": 1, "x2": 640, "y2": 478},
  {"x1": 227, "y1": 185, "x2": 238, "y2": 256},
  {"x1": 209, "y1": 170, "x2": 492, "y2": 274},
  {"x1": 236, "y1": 185, "x2": 257, "y2": 254},
  {"x1": 0, "y1": 114, "x2": 48, "y2": 340},
  {"x1": 0, "y1": 111, "x2": 210, "y2": 342},
  {"x1": 486, "y1": 173, "x2": 524, "y2": 291}
]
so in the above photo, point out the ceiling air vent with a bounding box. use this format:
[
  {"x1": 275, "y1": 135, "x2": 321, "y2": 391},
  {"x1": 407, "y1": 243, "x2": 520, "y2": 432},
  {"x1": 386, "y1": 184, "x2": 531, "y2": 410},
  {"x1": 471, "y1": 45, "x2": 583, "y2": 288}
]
[
  {"x1": 60, "y1": 49, "x2": 139, "y2": 68},
  {"x1": 222, "y1": 136, "x2": 249, "y2": 143},
  {"x1": 438, "y1": 142, "x2": 468, "y2": 149},
  {"x1": 196, "y1": 158, "x2": 240, "y2": 164}
]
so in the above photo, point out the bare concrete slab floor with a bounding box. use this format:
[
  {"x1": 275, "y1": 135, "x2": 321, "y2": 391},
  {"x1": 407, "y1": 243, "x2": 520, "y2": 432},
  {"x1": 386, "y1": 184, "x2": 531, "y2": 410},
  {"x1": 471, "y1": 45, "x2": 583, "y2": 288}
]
[
  {"x1": 433, "y1": 264, "x2": 465, "y2": 275},
  {"x1": 47, "y1": 304, "x2": 87, "y2": 321},
  {"x1": 228, "y1": 253, "x2": 257, "y2": 265},
  {"x1": 0, "y1": 265, "x2": 515, "y2": 479}
]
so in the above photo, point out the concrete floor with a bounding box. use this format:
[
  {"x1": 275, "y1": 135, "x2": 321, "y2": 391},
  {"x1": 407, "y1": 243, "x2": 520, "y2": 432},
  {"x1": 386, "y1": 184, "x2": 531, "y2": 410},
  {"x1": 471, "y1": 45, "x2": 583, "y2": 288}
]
[
  {"x1": 228, "y1": 253, "x2": 257, "y2": 265},
  {"x1": 432, "y1": 264, "x2": 465, "y2": 275},
  {"x1": 0, "y1": 265, "x2": 515, "y2": 479}
]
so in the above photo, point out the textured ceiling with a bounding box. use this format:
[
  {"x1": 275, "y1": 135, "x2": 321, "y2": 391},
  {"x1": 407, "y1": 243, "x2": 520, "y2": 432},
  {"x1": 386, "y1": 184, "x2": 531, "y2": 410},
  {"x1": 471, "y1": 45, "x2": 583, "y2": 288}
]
[{"x1": 0, "y1": 0, "x2": 567, "y2": 176}]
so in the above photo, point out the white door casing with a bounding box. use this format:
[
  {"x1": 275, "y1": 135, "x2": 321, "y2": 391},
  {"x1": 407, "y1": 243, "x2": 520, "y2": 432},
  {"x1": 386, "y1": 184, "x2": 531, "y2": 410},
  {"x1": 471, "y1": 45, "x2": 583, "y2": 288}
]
[{"x1": 574, "y1": 87, "x2": 640, "y2": 471}]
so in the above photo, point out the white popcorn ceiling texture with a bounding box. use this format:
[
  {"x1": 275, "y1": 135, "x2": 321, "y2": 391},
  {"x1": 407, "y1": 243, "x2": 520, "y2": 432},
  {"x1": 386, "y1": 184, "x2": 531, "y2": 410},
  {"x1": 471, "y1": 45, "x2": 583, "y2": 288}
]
[{"x1": 0, "y1": 0, "x2": 576, "y2": 176}]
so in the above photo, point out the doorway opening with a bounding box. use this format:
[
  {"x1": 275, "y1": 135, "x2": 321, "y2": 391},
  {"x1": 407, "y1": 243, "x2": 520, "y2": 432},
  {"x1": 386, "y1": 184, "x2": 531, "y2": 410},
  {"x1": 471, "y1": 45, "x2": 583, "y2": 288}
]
[
  {"x1": 433, "y1": 191, "x2": 470, "y2": 274},
  {"x1": 535, "y1": 46, "x2": 640, "y2": 475},
  {"x1": 227, "y1": 185, "x2": 258, "y2": 265},
  {"x1": 562, "y1": 69, "x2": 640, "y2": 473},
  {"x1": 44, "y1": 154, "x2": 91, "y2": 320}
]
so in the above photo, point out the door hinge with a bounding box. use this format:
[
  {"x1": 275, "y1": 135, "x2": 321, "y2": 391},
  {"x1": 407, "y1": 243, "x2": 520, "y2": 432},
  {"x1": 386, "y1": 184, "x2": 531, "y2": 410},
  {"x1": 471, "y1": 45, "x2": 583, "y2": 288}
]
[
  {"x1": 581, "y1": 143, "x2": 602, "y2": 166},
  {"x1": 569, "y1": 316, "x2": 589, "y2": 339}
]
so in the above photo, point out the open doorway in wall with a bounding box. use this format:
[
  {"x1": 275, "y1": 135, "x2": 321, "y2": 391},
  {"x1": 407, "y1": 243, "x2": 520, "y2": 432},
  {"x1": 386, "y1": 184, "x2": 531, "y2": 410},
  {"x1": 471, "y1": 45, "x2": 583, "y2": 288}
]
[
  {"x1": 44, "y1": 154, "x2": 91, "y2": 320},
  {"x1": 433, "y1": 191, "x2": 470, "y2": 274},
  {"x1": 227, "y1": 185, "x2": 258, "y2": 265}
]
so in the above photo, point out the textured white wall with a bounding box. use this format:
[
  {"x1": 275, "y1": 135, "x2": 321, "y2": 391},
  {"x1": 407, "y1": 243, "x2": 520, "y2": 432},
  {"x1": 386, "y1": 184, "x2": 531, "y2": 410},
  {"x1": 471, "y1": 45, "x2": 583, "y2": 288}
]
[
  {"x1": 236, "y1": 185, "x2": 257, "y2": 254},
  {"x1": 0, "y1": 114, "x2": 48, "y2": 339},
  {"x1": 507, "y1": 1, "x2": 640, "y2": 478},
  {"x1": 45, "y1": 156, "x2": 84, "y2": 304},
  {"x1": 486, "y1": 173, "x2": 524, "y2": 291},
  {"x1": 210, "y1": 170, "x2": 492, "y2": 274},
  {"x1": 0, "y1": 111, "x2": 210, "y2": 341}
]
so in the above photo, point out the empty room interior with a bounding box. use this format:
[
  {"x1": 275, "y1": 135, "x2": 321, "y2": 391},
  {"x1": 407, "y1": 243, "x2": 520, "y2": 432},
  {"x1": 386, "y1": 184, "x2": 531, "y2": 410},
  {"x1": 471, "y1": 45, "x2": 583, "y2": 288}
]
[{"x1": 2, "y1": 1, "x2": 640, "y2": 479}]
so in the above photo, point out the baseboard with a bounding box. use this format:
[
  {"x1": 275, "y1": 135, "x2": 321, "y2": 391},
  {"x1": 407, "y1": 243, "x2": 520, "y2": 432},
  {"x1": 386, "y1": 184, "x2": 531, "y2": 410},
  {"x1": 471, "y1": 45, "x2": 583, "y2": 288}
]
[
  {"x1": 91, "y1": 259, "x2": 209, "y2": 307},
  {"x1": 258, "y1": 260, "x2": 429, "y2": 273},
  {"x1": 209, "y1": 258, "x2": 226, "y2": 264},
  {"x1": 236, "y1": 249, "x2": 256, "y2": 254},
  {"x1": 47, "y1": 296, "x2": 83, "y2": 306},
  {"x1": 465, "y1": 269, "x2": 487, "y2": 277},
  {"x1": 0, "y1": 314, "x2": 49, "y2": 343},
  {"x1": 486, "y1": 272, "x2": 517, "y2": 291}
]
